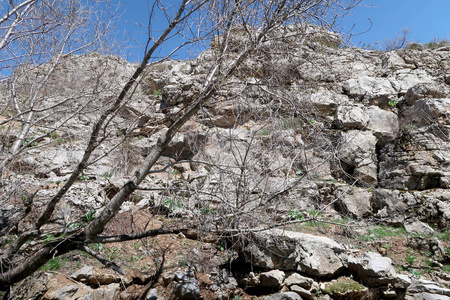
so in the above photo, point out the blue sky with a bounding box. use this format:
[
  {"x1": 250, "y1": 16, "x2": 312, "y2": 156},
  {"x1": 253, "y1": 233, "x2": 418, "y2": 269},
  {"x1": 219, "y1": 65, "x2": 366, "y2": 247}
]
[
  {"x1": 116, "y1": 1, "x2": 450, "y2": 62},
  {"x1": 341, "y1": 0, "x2": 450, "y2": 48}
]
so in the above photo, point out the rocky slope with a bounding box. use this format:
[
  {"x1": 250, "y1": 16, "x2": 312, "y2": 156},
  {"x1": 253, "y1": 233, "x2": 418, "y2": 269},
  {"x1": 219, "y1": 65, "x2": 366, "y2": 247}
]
[{"x1": 1, "y1": 25, "x2": 450, "y2": 299}]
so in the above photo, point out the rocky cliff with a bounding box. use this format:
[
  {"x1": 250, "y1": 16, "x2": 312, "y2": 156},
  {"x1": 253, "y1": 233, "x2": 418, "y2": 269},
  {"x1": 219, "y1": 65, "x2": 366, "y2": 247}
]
[{"x1": 1, "y1": 26, "x2": 450, "y2": 299}]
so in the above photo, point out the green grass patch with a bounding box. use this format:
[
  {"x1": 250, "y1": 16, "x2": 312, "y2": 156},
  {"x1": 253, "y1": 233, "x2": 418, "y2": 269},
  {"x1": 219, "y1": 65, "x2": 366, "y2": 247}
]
[
  {"x1": 357, "y1": 225, "x2": 406, "y2": 242},
  {"x1": 41, "y1": 258, "x2": 66, "y2": 271},
  {"x1": 442, "y1": 265, "x2": 450, "y2": 273},
  {"x1": 436, "y1": 228, "x2": 450, "y2": 241}
]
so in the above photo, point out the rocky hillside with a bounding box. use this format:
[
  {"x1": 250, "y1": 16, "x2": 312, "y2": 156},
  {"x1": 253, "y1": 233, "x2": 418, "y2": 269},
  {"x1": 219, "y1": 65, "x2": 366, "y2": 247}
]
[{"x1": 1, "y1": 25, "x2": 450, "y2": 299}]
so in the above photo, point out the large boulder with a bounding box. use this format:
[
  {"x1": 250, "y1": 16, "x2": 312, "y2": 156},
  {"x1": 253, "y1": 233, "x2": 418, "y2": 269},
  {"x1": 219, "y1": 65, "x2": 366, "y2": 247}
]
[
  {"x1": 241, "y1": 229, "x2": 347, "y2": 278},
  {"x1": 260, "y1": 292, "x2": 303, "y2": 300},
  {"x1": 348, "y1": 252, "x2": 397, "y2": 286},
  {"x1": 260, "y1": 270, "x2": 286, "y2": 288}
]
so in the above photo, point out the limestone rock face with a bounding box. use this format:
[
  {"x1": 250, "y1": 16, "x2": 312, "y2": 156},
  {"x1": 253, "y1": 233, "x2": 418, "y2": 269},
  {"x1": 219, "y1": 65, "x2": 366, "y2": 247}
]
[
  {"x1": 338, "y1": 130, "x2": 378, "y2": 184},
  {"x1": 378, "y1": 85, "x2": 450, "y2": 191},
  {"x1": 4, "y1": 22, "x2": 450, "y2": 300},
  {"x1": 336, "y1": 104, "x2": 399, "y2": 142},
  {"x1": 241, "y1": 229, "x2": 347, "y2": 278}
]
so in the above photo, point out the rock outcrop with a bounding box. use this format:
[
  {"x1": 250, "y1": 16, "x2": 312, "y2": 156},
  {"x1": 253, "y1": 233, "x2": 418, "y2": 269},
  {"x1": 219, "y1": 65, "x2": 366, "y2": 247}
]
[{"x1": 2, "y1": 24, "x2": 450, "y2": 300}]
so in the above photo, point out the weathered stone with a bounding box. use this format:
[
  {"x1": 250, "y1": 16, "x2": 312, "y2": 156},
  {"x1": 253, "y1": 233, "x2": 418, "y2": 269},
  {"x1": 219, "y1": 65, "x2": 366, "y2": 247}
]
[
  {"x1": 145, "y1": 288, "x2": 158, "y2": 300},
  {"x1": 343, "y1": 76, "x2": 396, "y2": 102},
  {"x1": 171, "y1": 271, "x2": 202, "y2": 300},
  {"x1": 403, "y1": 82, "x2": 450, "y2": 105},
  {"x1": 335, "y1": 187, "x2": 372, "y2": 218},
  {"x1": 260, "y1": 270, "x2": 286, "y2": 288},
  {"x1": 290, "y1": 285, "x2": 313, "y2": 300},
  {"x1": 407, "y1": 278, "x2": 450, "y2": 298},
  {"x1": 389, "y1": 69, "x2": 434, "y2": 96},
  {"x1": 382, "y1": 51, "x2": 414, "y2": 71},
  {"x1": 348, "y1": 252, "x2": 397, "y2": 286},
  {"x1": 260, "y1": 291, "x2": 303, "y2": 300},
  {"x1": 82, "y1": 283, "x2": 120, "y2": 299},
  {"x1": 308, "y1": 88, "x2": 348, "y2": 114},
  {"x1": 43, "y1": 273, "x2": 119, "y2": 300},
  {"x1": 241, "y1": 229, "x2": 347, "y2": 278},
  {"x1": 336, "y1": 104, "x2": 399, "y2": 142},
  {"x1": 364, "y1": 106, "x2": 399, "y2": 142},
  {"x1": 71, "y1": 266, "x2": 120, "y2": 286},
  {"x1": 414, "y1": 292, "x2": 450, "y2": 300},
  {"x1": 404, "y1": 220, "x2": 435, "y2": 236},
  {"x1": 335, "y1": 104, "x2": 369, "y2": 130},
  {"x1": 283, "y1": 273, "x2": 314, "y2": 289},
  {"x1": 338, "y1": 130, "x2": 378, "y2": 184}
]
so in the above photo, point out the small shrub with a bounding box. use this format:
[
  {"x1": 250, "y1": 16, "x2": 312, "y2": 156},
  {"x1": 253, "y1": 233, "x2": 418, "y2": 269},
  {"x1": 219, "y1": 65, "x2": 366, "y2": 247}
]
[
  {"x1": 405, "y1": 248, "x2": 417, "y2": 266},
  {"x1": 82, "y1": 210, "x2": 95, "y2": 222},
  {"x1": 408, "y1": 268, "x2": 421, "y2": 277},
  {"x1": 322, "y1": 277, "x2": 366, "y2": 295},
  {"x1": 423, "y1": 37, "x2": 450, "y2": 49},
  {"x1": 164, "y1": 198, "x2": 182, "y2": 212},
  {"x1": 288, "y1": 209, "x2": 304, "y2": 220},
  {"x1": 103, "y1": 171, "x2": 112, "y2": 180}
]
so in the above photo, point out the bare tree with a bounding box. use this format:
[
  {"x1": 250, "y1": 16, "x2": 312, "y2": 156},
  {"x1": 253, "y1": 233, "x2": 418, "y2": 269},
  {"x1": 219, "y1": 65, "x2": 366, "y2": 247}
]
[
  {"x1": 0, "y1": 0, "x2": 361, "y2": 291},
  {"x1": 384, "y1": 27, "x2": 411, "y2": 51}
]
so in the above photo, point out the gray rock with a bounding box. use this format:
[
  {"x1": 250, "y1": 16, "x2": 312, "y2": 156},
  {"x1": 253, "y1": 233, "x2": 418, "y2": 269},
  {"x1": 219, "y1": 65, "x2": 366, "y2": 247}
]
[
  {"x1": 414, "y1": 292, "x2": 450, "y2": 300},
  {"x1": 364, "y1": 106, "x2": 399, "y2": 142},
  {"x1": 389, "y1": 69, "x2": 434, "y2": 96},
  {"x1": 290, "y1": 285, "x2": 313, "y2": 300},
  {"x1": 407, "y1": 278, "x2": 450, "y2": 297},
  {"x1": 260, "y1": 270, "x2": 286, "y2": 288},
  {"x1": 348, "y1": 252, "x2": 397, "y2": 286},
  {"x1": 171, "y1": 271, "x2": 202, "y2": 300},
  {"x1": 338, "y1": 130, "x2": 378, "y2": 184},
  {"x1": 43, "y1": 284, "x2": 80, "y2": 300},
  {"x1": 343, "y1": 76, "x2": 397, "y2": 102},
  {"x1": 146, "y1": 288, "x2": 158, "y2": 300},
  {"x1": 260, "y1": 291, "x2": 303, "y2": 300},
  {"x1": 404, "y1": 220, "x2": 435, "y2": 236},
  {"x1": 79, "y1": 283, "x2": 120, "y2": 300},
  {"x1": 403, "y1": 82, "x2": 450, "y2": 105},
  {"x1": 335, "y1": 187, "x2": 372, "y2": 218},
  {"x1": 335, "y1": 104, "x2": 369, "y2": 130},
  {"x1": 382, "y1": 51, "x2": 414, "y2": 70},
  {"x1": 403, "y1": 98, "x2": 450, "y2": 128},
  {"x1": 283, "y1": 273, "x2": 314, "y2": 289},
  {"x1": 335, "y1": 104, "x2": 399, "y2": 142},
  {"x1": 241, "y1": 229, "x2": 347, "y2": 278}
]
